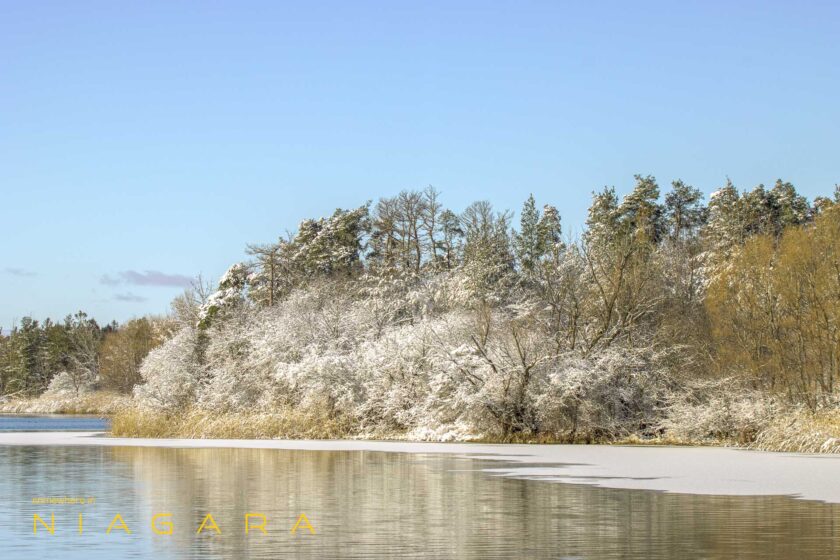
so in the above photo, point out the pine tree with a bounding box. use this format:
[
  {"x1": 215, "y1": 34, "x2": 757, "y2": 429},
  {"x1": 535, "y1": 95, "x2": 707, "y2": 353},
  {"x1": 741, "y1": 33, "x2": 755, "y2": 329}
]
[
  {"x1": 461, "y1": 201, "x2": 514, "y2": 299},
  {"x1": 199, "y1": 263, "x2": 249, "y2": 329},
  {"x1": 584, "y1": 186, "x2": 620, "y2": 249},
  {"x1": 741, "y1": 184, "x2": 773, "y2": 237},
  {"x1": 290, "y1": 205, "x2": 370, "y2": 276},
  {"x1": 703, "y1": 179, "x2": 744, "y2": 264},
  {"x1": 664, "y1": 180, "x2": 707, "y2": 242},
  {"x1": 619, "y1": 174, "x2": 663, "y2": 243},
  {"x1": 513, "y1": 194, "x2": 542, "y2": 275},
  {"x1": 538, "y1": 204, "x2": 564, "y2": 264},
  {"x1": 767, "y1": 179, "x2": 811, "y2": 236}
]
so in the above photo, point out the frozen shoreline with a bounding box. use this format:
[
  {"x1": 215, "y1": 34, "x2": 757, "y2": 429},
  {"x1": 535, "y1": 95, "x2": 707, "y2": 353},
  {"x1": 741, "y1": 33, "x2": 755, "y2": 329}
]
[{"x1": 2, "y1": 431, "x2": 840, "y2": 503}]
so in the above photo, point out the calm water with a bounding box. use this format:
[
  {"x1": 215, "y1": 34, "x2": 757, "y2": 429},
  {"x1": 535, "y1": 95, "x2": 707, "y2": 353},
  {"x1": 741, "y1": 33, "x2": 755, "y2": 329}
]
[
  {"x1": 0, "y1": 443, "x2": 839, "y2": 559},
  {"x1": 0, "y1": 415, "x2": 109, "y2": 431}
]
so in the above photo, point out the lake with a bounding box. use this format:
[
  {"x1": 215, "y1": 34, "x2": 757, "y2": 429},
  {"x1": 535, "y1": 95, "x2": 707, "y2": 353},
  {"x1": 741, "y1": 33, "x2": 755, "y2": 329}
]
[
  {"x1": 0, "y1": 415, "x2": 109, "y2": 432},
  {"x1": 0, "y1": 420, "x2": 839, "y2": 558}
]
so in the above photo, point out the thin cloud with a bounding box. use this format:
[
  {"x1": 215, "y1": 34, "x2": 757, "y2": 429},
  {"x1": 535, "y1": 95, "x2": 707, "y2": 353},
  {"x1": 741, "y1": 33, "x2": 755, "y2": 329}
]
[
  {"x1": 4, "y1": 267, "x2": 36, "y2": 277},
  {"x1": 113, "y1": 292, "x2": 148, "y2": 303},
  {"x1": 100, "y1": 270, "x2": 193, "y2": 288},
  {"x1": 100, "y1": 274, "x2": 121, "y2": 286}
]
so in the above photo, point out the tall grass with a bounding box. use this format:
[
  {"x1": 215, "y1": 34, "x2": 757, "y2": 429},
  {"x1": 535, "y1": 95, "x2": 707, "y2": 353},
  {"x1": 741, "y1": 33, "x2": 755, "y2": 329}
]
[
  {"x1": 751, "y1": 409, "x2": 840, "y2": 453},
  {"x1": 8, "y1": 390, "x2": 838, "y2": 453},
  {"x1": 110, "y1": 406, "x2": 356, "y2": 439},
  {"x1": 110, "y1": 404, "x2": 840, "y2": 451}
]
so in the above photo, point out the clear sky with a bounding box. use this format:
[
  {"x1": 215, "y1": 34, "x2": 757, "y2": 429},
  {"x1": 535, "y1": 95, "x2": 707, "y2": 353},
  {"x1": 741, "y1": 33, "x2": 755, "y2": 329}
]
[{"x1": 1, "y1": 1, "x2": 838, "y2": 329}]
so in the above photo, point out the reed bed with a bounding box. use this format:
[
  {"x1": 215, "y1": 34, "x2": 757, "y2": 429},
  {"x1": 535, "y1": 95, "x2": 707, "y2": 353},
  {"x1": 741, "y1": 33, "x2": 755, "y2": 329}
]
[
  {"x1": 7, "y1": 390, "x2": 840, "y2": 454},
  {"x1": 110, "y1": 404, "x2": 840, "y2": 451},
  {"x1": 751, "y1": 409, "x2": 840, "y2": 454},
  {"x1": 110, "y1": 405, "x2": 356, "y2": 440}
]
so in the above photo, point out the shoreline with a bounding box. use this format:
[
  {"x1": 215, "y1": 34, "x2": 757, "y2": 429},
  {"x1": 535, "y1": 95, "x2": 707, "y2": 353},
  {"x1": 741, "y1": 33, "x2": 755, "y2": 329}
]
[
  {"x1": 0, "y1": 394, "x2": 128, "y2": 416},
  {"x1": 2, "y1": 431, "x2": 840, "y2": 504}
]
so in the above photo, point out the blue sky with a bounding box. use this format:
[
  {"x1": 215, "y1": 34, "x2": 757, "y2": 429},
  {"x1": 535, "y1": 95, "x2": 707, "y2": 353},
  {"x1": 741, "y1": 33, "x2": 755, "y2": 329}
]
[{"x1": 1, "y1": 1, "x2": 838, "y2": 328}]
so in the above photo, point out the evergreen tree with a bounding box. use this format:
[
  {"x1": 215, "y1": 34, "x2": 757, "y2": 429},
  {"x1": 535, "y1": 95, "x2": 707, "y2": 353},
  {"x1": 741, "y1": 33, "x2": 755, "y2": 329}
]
[
  {"x1": 619, "y1": 174, "x2": 663, "y2": 243},
  {"x1": 664, "y1": 180, "x2": 707, "y2": 242},
  {"x1": 584, "y1": 186, "x2": 620, "y2": 248},
  {"x1": 538, "y1": 204, "x2": 564, "y2": 263},
  {"x1": 199, "y1": 263, "x2": 249, "y2": 329},
  {"x1": 513, "y1": 194, "x2": 542, "y2": 275},
  {"x1": 703, "y1": 179, "x2": 744, "y2": 270},
  {"x1": 767, "y1": 179, "x2": 811, "y2": 236},
  {"x1": 461, "y1": 201, "x2": 514, "y2": 299},
  {"x1": 741, "y1": 184, "x2": 774, "y2": 236},
  {"x1": 291, "y1": 205, "x2": 370, "y2": 276}
]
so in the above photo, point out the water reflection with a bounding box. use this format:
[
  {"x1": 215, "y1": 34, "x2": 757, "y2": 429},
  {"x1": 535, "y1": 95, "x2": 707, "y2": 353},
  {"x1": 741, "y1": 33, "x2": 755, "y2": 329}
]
[{"x1": 0, "y1": 445, "x2": 838, "y2": 559}]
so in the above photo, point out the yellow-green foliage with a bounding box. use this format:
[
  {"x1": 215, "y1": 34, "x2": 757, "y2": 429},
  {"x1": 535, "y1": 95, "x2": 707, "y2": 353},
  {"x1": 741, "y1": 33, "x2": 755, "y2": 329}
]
[
  {"x1": 707, "y1": 206, "x2": 840, "y2": 408},
  {"x1": 99, "y1": 317, "x2": 171, "y2": 393}
]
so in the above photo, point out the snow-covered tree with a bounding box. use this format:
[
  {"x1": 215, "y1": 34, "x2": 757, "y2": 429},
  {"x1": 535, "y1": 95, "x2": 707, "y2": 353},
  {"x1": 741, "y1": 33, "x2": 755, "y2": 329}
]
[
  {"x1": 291, "y1": 205, "x2": 369, "y2": 276},
  {"x1": 538, "y1": 204, "x2": 564, "y2": 264},
  {"x1": 584, "y1": 186, "x2": 620, "y2": 249},
  {"x1": 198, "y1": 263, "x2": 249, "y2": 329},
  {"x1": 618, "y1": 174, "x2": 663, "y2": 243},
  {"x1": 460, "y1": 201, "x2": 514, "y2": 301},
  {"x1": 134, "y1": 328, "x2": 202, "y2": 410},
  {"x1": 513, "y1": 194, "x2": 542, "y2": 275},
  {"x1": 438, "y1": 209, "x2": 464, "y2": 270}
]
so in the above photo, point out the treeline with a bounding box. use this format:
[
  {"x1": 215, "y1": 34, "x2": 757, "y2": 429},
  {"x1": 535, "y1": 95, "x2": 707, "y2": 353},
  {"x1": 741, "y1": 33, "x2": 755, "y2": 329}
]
[
  {"x1": 208, "y1": 178, "x2": 837, "y2": 314},
  {"x1": 0, "y1": 314, "x2": 169, "y2": 397}
]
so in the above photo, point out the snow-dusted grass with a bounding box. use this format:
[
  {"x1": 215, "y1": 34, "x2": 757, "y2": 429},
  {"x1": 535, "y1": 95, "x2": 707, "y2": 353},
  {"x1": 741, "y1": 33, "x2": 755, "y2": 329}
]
[
  {"x1": 110, "y1": 405, "x2": 356, "y2": 440},
  {"x1": 752, "y1": 409, "x2": 840, "y2": 454},
  {"x1": 0, "y1": 391, "x2": 129, "y2": 415},
  {"x1": 110, "y1": 400, "x2": 840, "y2": 452}
]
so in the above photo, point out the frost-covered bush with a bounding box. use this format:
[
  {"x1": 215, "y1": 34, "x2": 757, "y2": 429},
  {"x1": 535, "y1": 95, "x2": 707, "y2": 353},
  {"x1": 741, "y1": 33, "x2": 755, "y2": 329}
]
[
  {"x1": 355, "y1": 318, "x2": 448, "y2": 432},
  {"x1": 45, "y1": 370, "x2": 97, "y2": 396},
  {"x1": 134, "y1": 329, "x2": 202, "y2": 410},
  {"x1": 417, "y1": 311, "x2": 552, "y2": 438},
  {"x1": 135, "y1": 277, "x2": 699, "y2": 441},
  {"x1": 661, "y1": 379, "x2": 778, "y2": 443},
  {"x1": 537, "y1": 347, "x2": 677, "y2": 440},
  {"x1": 190, "y1": 285, "x2": 371, "y2": 414},
  {"x1": 133, "y1": 269, "x2": 737, "y2": 443}
]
